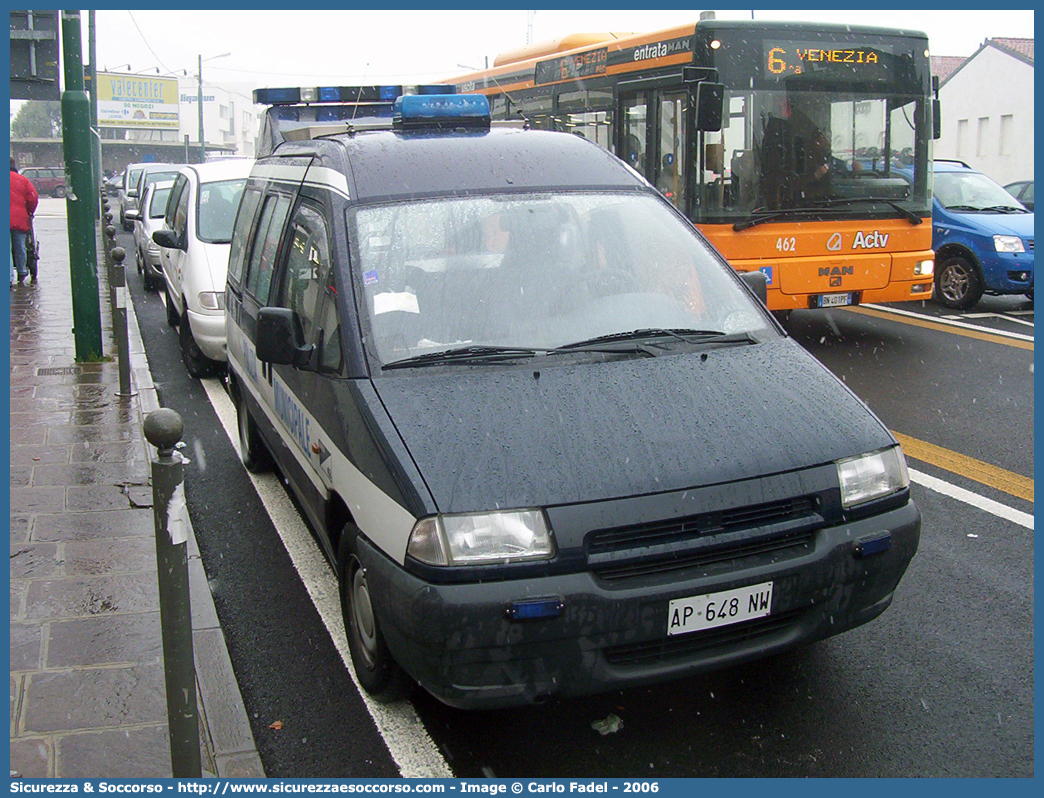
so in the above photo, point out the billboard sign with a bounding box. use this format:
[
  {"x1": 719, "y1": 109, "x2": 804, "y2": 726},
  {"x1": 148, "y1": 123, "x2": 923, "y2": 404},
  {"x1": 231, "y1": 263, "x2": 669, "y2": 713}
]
[{"x1": 97, "y1": 72, "x2": 180, "y2": 129}]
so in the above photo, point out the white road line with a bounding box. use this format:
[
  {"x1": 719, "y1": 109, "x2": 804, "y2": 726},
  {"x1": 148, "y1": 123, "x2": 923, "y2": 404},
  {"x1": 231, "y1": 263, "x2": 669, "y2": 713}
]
[
  {"x1": 860, "y1": 303, "x2": 1034, "y2": 341},
  {"x1": 909, "y1": 468, "x2": 1034, "y2": 530},
  {"x1": 956, "y1": 312, "x2": 1035, "y2": 329},
  {"x1": 200, "y1": 377, "x2": 453, "y2": 779}
]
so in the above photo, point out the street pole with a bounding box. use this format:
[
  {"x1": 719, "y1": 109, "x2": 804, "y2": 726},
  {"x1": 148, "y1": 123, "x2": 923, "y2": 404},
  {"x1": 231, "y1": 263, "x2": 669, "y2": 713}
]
[
  {"x1": 61, "y1": 10, "x2": 103, "y2": 361},
  {"x1": 197, "y1": 54, "x2": 205, "y2": 163},
  {"x1": 88, "y1": 10, "x2": 101, "y2": 221}
]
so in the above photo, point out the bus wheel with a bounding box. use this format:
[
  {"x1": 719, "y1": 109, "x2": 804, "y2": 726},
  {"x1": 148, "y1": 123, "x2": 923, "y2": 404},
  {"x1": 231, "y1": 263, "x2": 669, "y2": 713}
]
[
  {"x1": 935, "y1": 254, "x2": 983, "y2": 310},
  {"x1": 340, "y1": 530, "x2": 410, "y2": 703}
]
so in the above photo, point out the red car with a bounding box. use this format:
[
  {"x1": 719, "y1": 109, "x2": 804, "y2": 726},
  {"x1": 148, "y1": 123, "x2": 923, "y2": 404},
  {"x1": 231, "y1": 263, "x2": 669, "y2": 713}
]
[{"x1": 20, "y1": 166, "x2": 66, "y2": 198}]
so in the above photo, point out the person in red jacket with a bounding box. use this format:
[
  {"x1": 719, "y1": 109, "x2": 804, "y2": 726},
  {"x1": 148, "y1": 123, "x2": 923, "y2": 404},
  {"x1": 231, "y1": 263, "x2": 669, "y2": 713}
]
[{"x1": 10, "y1": 157, "x2": 39, "y2": 286}]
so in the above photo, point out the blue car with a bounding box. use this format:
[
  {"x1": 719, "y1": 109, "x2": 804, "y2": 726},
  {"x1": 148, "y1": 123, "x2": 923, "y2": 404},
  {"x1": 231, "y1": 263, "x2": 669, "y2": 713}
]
[{"x1": 930, "y1": 160, "x2": 1034, "y2": 309}]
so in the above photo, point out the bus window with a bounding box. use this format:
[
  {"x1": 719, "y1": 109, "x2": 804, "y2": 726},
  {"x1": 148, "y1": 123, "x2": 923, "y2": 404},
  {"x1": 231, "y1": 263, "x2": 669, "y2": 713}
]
[{"x1": 621, "y1": 94, "x2": 649, "y2": 179}]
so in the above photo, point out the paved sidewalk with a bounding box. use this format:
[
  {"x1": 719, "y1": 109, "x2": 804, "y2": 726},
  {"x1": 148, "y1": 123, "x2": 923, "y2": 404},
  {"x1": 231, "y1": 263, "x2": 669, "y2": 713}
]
[{"x1": 9, "y1": 198, "x2": 264, "y2": 778}]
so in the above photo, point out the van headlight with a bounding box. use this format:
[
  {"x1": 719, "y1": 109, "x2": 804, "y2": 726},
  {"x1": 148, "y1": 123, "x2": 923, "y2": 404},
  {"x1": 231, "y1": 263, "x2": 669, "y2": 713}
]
[
  {"x1": 407, "y1": 509, "x2": 555, "y2": 566},
  {"x1": 836, "y1": 446, "x2": 910, "y2": 508},
  {"x1": 198, "y1": 291, "x2": 225, "y2": 310},
  {"x1": 994, "y1": 235, "x2": 1025, "y2": 253}
]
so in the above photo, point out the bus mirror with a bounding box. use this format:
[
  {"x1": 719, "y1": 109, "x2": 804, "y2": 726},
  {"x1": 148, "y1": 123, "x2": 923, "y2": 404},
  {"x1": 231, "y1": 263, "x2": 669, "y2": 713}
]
[
  {"x1": 696, "y1": 82, "x2": 725, "y2": 132},
  {"x1": 932, "y1": 99, "x2": 942, "y2": 140}
]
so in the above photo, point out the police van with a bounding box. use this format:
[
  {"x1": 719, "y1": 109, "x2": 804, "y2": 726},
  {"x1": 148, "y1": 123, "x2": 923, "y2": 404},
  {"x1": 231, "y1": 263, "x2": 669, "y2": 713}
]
[{"x1": 225, "y1": 87, "x2": 920, "y2": 709}]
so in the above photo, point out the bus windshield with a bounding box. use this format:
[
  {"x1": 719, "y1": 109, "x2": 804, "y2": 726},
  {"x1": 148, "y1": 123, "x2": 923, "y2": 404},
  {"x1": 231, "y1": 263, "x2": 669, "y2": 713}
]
[{"x1": 694, "y1": 27, "x2": 933, "y2": 225}]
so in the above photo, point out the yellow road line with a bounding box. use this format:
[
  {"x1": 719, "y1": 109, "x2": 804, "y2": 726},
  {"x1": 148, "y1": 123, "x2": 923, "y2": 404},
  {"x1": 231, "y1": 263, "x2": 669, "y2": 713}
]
[
  {"x1": 892, "y1": 431, "x2": 1034, "y2": 503},
  {"x1": 847, "y1": 306, "x2": 1034, "y2": 351}
]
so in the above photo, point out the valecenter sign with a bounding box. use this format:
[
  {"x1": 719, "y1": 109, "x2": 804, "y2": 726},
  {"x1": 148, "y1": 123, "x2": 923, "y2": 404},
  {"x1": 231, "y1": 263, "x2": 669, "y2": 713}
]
[{"x1": 97, "y1": 71, "x2": 180, "y2": 130}]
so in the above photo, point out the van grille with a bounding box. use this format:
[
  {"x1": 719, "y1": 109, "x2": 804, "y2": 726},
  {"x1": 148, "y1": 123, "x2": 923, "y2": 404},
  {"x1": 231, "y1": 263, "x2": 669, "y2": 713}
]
[
  {"x1": 587, "y1": 496, "x2": 821, "y2": 581},
  {"x1": 603, "y1": 609, "x2": 804, "y2": 665},
  {"x1": 1027, "y1": 239, "x2": 1034, "y2": 251}
]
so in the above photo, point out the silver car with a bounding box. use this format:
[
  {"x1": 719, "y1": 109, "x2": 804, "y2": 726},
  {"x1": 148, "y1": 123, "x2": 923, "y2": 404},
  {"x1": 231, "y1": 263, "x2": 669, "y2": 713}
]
[{"x1": 125, "y1": 179, "x2": 174, "y2": 291}]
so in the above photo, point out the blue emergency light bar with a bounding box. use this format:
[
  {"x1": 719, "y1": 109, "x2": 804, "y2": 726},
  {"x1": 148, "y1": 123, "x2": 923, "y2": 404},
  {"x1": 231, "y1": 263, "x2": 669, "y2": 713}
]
[
  {"x1": 253, "y1": 84, "x2": 450, "y2": 106},
  {"x1": 393, "y1": 94, "x2": 490, "y2": 130}
]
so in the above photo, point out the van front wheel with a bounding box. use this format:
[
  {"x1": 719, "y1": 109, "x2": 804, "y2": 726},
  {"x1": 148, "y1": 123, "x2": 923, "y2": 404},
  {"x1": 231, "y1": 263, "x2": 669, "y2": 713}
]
[
  {"x1": 340, "y1": 538, "x2": 409, "y2": 703},
  {"x1": 236, "y1": 387, "x2": 271, "y2": 473}
]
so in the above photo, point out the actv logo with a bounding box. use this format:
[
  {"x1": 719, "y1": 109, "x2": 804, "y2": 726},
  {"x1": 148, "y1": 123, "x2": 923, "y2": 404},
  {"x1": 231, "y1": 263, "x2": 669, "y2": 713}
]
[{"x1": 852, "y1": 230, "x2": 890, "y2": 249}]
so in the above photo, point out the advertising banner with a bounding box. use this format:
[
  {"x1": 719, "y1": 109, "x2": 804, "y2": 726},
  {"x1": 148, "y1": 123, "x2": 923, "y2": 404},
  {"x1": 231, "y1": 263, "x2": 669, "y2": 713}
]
[{"x1": 98, "y1": 71, "x2": 180, "y2": 129}]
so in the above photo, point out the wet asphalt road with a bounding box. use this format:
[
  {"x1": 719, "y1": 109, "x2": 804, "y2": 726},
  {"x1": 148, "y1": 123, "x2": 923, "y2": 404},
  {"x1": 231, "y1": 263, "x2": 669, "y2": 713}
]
[{"x1": 118, "y1": 225, "x2": 1033, "y2": 778}]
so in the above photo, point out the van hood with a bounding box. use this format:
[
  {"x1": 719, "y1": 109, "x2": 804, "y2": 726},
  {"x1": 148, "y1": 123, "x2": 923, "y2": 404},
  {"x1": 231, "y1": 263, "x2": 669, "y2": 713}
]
[{"x1": 373, "y1": 340, "x2": 895, "y2": 514}]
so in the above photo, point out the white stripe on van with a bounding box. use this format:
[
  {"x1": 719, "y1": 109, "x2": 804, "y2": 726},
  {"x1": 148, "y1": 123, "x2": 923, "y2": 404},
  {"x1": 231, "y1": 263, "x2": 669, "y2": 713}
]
[
  {"x1": 201, "y1": 376, "x2": 453, "y2": 779},
  {"x1": 226, "y1": 343, "x2": 418, "y2": 565},
  {"x1": 250, "y1": 162, "x2": 352, "y2": 200}
]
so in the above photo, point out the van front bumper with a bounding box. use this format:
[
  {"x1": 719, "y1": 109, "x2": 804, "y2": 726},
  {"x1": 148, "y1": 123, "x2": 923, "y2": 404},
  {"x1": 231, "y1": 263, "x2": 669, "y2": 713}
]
[
  {"x1": 360, "y1": 500, "x2": 920, "y2": 710},
  {"x1": 186, "y1": 307, "x2": 228, "y2": 362}
]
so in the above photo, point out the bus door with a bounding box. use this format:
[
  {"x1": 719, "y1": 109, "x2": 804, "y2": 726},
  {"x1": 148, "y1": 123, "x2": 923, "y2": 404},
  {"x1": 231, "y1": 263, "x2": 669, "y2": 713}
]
[{"x1": 620, "y1": 88, "x2": 689, "y2": 212}]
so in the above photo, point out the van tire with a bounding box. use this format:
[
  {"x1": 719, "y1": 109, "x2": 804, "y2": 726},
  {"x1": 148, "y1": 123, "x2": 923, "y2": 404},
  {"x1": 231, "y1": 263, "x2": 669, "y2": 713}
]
[
  {"x1": 165, "y1": 289, "x2": 180, "y2": 327},
  {"x1": 236, "y1": 388, "x2": 272, "y2": 473},
  {"x1": 339, "y1": 530, "x2": 410, "y2": 703},
  {"x1": 179, "y1": 313, "x2": 219, "y2": 378},
  {"x1": 935, "y1": 254, "x2": 984, "y2": 310}
]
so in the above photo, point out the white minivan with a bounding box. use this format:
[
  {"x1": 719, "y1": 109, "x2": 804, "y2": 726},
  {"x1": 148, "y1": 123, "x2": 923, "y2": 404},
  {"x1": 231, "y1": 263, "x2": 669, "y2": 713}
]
[{"x1": 153, "y1": 159, "x2": 253, "y2": 377}]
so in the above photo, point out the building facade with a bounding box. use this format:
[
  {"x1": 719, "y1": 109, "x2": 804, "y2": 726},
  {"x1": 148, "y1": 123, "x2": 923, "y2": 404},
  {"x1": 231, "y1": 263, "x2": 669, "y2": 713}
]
[{"x1": 932, "y1": 38, "x2": 1034, "y2": 186}]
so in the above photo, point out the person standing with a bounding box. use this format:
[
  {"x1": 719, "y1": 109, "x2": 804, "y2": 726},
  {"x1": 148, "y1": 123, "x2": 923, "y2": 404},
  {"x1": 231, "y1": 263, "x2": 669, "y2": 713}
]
[{"x1": 10, "y1": 157, "x2": 39, "y2": 286}]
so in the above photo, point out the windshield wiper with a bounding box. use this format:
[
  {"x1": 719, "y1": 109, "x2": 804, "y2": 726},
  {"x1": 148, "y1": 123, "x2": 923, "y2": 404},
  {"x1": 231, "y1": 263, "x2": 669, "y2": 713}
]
[
  {"x1": 553, "y1": 328, "x2": 756, "y2": 352},
  {"x1": 806, "y1": 196, "x2": 923, "y2": 225},
  {"x1": 733, "y1": 197, "x2": 924, "y2": 231},
  {"x1": 980, "y1": 205, "x2": 1029, "y2": 214},
  {"x1": 382, "y1": 345, "x2": 541, "y2": 370}
]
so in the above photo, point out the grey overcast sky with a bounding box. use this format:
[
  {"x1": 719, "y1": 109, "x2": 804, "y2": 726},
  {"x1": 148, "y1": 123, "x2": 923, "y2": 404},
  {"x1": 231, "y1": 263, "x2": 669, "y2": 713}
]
[{"x1": 86, "y1": 8, "x2": 1034, "y2": 88}]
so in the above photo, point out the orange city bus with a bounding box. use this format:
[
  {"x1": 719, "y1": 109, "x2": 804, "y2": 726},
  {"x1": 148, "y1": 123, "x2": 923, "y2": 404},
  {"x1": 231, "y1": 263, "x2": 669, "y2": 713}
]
[{"x1": 444, "y1": 17, "x2": 939, "y2": 312}]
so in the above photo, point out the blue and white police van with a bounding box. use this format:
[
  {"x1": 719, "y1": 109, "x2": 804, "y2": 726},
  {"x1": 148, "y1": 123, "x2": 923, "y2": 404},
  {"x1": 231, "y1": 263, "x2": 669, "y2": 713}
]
[{"x1": 225, "y1": 86, "x2": 920, "y2": 709}]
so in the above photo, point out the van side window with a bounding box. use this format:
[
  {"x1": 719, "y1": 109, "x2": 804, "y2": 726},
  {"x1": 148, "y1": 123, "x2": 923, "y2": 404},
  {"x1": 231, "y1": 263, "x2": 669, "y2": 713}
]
[
  {"x1": 244, "y1": 194, "x2": 292, "y2": 305},
  {"x1": 165, "y1": 175, "x2": 188, "y2": 231},
  {"x1": 276, "y1": 204, "x2": 329, "y2": 344},
  {"x1": 275, "y1": 204, "x2": 342, "y2": 374},
  {"x1": 172, "y1": 178, "x2": 191, "y2": 240},
  {"x1": 228, "y1": 187, "x2": 262, "y2": 285}
]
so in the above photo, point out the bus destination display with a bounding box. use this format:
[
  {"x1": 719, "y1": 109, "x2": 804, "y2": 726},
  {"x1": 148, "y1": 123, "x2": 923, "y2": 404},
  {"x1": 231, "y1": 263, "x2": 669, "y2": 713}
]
[
  {"x1": 535, "y1": 47, "x2": 608, "y2": 85},
  {"x1": 763, "y1": 41, "x2": 895, "y2": 80}
]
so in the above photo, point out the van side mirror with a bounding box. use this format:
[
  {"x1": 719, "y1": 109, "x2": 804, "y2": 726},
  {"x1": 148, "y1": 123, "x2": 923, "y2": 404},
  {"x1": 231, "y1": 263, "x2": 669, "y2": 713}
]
[
  {"x1": 124, "y1": 209, "x2": 141, "y2": 224},
  {"x1": 740, "y1": 270, "x2": 768, "y2": 305},
  {"x1": 256, "y1": 307, "x2": 314, "y2": 367},
  {"x1": 152, "y1": 228, "x2": 185, "y2": 251},
  {"x1": 932, "y1": 99, "x2": 942, "y2": 140}
]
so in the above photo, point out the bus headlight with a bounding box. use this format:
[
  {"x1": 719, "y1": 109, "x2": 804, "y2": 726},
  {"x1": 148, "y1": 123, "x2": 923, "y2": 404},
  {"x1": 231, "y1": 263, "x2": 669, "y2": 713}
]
[
  {"x1": 836, "y1": 446, "x2": 910, "y2": 508},
  {"x1": 913, "y1": 259, "x2": 934, "y2": 276},
  {"x1": 407, "y1": 510, "x2": 554, "y2": 566},
  {"x1": 994, "y1": 235, "x2": 1025, "y2": 253}
]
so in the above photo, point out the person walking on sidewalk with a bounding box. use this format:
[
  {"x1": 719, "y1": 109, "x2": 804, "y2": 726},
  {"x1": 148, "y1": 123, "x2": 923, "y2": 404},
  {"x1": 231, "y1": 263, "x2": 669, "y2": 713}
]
[{"x1": 10, "y1": 157, "x2": 39, "y2": 286}]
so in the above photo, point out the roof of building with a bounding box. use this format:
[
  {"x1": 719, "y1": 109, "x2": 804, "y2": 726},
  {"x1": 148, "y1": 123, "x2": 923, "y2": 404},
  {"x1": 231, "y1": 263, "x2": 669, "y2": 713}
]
[
  {"x1": 931, "y1": 55, "x2": 967, "y2": 83},
  {"x1": 936, "y1": 36, "x2": 1034, "y2": 87},
  {"x1": 990, "y1": 37, "x2": 1034, "y2": 64}
]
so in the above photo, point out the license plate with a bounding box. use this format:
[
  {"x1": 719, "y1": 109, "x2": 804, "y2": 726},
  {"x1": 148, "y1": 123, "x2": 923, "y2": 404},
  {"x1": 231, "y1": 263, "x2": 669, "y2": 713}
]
[
  {"x1": 667, "y1": 581, "x2": 773, "y2": 636},
  {"x1": 816, "y1": 292, "x2": 853, "y2": 308}
]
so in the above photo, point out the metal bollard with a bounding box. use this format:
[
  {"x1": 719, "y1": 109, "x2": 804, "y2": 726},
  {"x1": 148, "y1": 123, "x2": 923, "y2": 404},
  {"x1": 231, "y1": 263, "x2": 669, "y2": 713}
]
[
  {"x1": 110, "y1": 247, "x2": 135, "y2": 397},
  {"x1": 143, "y1": 409, "x2": 202, "y2": 779},
  {"x1": 104, "y1": 222, "x2": 116, "y2": 265}
]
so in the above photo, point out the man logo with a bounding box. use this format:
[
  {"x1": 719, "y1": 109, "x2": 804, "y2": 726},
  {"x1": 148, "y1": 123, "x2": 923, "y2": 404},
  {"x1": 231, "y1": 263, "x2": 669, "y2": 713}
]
[
  {"x1": 827, "y1": 232, "x2": 843, "y2": 251},
  {"x1": 830, "y1": 276, "x2": 842, "y2": 287}
]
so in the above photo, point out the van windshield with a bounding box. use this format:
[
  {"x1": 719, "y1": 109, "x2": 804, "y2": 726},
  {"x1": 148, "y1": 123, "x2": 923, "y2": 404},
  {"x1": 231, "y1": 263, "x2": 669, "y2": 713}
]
[{"x1": 351, "y1": 192, "x2": 775, "y2": 365}]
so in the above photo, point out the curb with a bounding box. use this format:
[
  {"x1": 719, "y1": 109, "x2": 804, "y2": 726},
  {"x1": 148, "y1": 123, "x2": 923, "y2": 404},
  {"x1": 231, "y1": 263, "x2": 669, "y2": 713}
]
[{"x1": 119, "y1": 238, "x2": 266, "y2": 778}]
